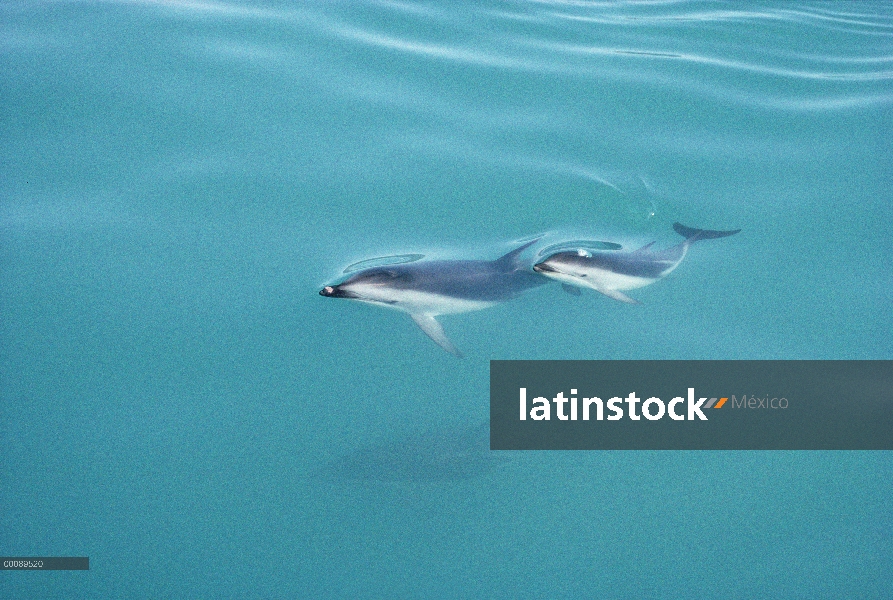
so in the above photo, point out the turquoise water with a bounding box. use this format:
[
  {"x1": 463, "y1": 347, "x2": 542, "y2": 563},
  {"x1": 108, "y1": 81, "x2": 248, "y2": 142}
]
[{"x1": 2, "y1": 0, "x2": 891, "y2": 597}]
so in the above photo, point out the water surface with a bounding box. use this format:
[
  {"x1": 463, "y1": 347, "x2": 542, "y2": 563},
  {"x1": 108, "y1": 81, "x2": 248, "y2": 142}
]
[{"x1": 2, "y1": 1, "x2": 891, "y2": 597}]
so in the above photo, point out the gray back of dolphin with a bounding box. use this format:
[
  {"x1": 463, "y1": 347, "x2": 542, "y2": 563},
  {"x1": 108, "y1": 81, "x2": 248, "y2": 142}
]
[{"x1": 333, "y1": 238, "x2": 545, "y2": 302}]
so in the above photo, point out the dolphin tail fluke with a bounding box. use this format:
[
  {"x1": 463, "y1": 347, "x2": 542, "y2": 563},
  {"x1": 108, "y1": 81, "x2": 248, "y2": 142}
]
[
  {"x1": 494, "y1": 237, "x2": 542, "y2": 271},
  {"x1": 410, "y1": 313, "x2": 464, "y2": 358},
  {"x1": 673, "y1": 222, "x2": 741, "y2": 243}
]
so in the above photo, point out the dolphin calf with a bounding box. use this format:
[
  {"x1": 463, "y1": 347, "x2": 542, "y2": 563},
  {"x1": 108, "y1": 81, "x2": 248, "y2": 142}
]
[
  {"x1": 319, "y1": 238, "x2": 544, "y2": 356},
  {"x1": 532, "y1": 223, "x2": 740, "y2": 304}
]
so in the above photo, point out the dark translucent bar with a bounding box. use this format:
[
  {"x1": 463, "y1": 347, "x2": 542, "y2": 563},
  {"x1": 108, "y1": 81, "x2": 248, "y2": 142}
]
[{"x1": 1, "y1": 557, "x2": 89, "y2": 570}]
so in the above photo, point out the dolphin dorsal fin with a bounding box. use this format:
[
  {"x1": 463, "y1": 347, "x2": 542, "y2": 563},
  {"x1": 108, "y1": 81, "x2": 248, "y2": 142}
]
[
  {"x1": 631, "y1": 241, "x2": 656, "y2": 254},
  {"x1": 673, "y1": 222, "x2": 741, "y2": 243},
  {"x1": 494, "y1": 238, "x2": 541, "y2": 271}
]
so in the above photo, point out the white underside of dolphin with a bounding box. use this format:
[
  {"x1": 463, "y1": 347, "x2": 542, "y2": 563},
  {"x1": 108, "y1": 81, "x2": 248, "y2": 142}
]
[{"x1": 345, "y1": 287, "x2": 496, "y2": 357}]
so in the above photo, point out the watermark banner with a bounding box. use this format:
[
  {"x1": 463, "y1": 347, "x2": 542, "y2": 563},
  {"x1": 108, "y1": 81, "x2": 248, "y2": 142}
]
[{"x1": 490, "y1": 361, "x2": 892, "y2": 450}]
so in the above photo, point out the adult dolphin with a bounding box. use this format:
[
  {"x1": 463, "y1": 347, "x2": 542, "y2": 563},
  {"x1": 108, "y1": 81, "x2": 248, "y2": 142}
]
[{"x1": 320, "y1": 238, "x2": 544, "y2": 357}]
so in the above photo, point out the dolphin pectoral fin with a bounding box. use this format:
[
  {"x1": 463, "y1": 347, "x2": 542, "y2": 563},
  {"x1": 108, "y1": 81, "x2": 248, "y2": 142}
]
[
  {"x1": 410, "y1": 314, "x2": 464, "y2": 358},
  {"x1": 562, "y1": 283, "x2": 582, "y2": 296},
  {"x1": 596, "y1": 287, "x2": 640, "y2": 305}
]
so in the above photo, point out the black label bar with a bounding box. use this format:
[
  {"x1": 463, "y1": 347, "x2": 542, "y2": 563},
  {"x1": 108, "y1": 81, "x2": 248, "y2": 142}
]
[{"x1": 1, "y1": 557, "x2": 89, "y2": 570}]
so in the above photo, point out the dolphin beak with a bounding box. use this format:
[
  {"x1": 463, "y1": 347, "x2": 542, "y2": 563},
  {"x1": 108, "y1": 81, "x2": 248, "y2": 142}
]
[
  {"x1": 320, "y1": 285, "x2": 359, "y2": 299},
  {"x1": 533, "y1": 263, "x2": 556, "y2": 274}
]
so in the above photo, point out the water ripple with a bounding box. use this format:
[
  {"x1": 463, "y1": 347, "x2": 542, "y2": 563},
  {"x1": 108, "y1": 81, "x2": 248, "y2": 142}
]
[
  {"x1": 130, "y1": 0, "x2": 893, "y2": 94},
  {"x1": 306, "y1": 1, "x2": 893, "y2": 111}
]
